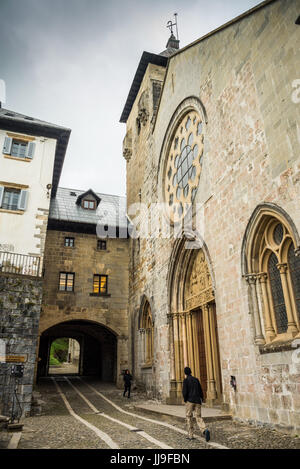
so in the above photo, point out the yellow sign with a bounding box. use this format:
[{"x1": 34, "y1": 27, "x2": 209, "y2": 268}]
[{"x1": 0, "y1": 355, "x2": 27, "y2": 363}]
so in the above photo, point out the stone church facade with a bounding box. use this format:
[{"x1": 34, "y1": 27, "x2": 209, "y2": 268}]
[{"x1": 121, "y1": 0, "x2": 300, "y2": 432}]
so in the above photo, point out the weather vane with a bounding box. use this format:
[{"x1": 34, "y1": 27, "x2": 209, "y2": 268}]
[{"x1": 167, "y1": 13, "x2": 179, "y2": 40}]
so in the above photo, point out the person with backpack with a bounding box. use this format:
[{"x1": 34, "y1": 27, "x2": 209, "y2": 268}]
[
  {"x1": 123, "y1": 369, "x2": 132, "y2": 398},
  {"x1": 182, "y1": 366, "x2": 210, "y2": 442}
]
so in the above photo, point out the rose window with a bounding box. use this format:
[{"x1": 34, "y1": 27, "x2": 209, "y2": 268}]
[{"x1": 164, "y1": 110, "x2": 204, "y2": 223}]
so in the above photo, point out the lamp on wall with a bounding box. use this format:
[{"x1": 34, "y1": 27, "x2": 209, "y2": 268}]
[
  {"x1": 46, "y1": 184, "x2": 52, "y2": 199},
  {"x1": 230, "y1": 375, "x2": 237, "y2": 391}
]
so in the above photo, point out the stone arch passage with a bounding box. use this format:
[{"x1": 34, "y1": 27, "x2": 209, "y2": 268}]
[{"x1": 37, "y1": 320, "x2": 117, "y2": 382}]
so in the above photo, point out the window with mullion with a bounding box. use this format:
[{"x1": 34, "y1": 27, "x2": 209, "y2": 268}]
[
  {"x1": 2, "y1": 188, "x2": 20, "y2": 210},
  {"x1": 64, "y1": 237, "x2": 75, "y2": 247},
  {"x1": 93, "y1": 274, "x2": 108, "y2": 294},
  {"x1": 82, "y1": 199, "x2": 95, "y2": 210},
  {"x1": 59, "y1": 272, "x2": 75, "y2": 291},
  {"x1": 97, "y1": 240, "x2": 107, "y2": 250},
  {"x1": 11, "y1": 140, "x2": 28, "y2": 158}
]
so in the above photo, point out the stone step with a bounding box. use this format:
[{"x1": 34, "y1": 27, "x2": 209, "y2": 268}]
[{"x1": 0, "y1": 415, "x2": 9, "y2": 423}]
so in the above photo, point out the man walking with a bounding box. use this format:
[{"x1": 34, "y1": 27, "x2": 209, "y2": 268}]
[
  {"x1": 182, "y1": 367, "x2": 210, "y2": 442},
  {"x1": 123, "y1": 369, "x2": 132, "y2": 398}
]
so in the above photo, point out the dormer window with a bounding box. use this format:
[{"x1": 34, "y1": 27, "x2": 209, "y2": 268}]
[
  {"x1": 82, "y1": 199, "x2": 96, "y2": 210},
  {"x1": 76, "y1": 189, "x2": 101, "y2": 210}
]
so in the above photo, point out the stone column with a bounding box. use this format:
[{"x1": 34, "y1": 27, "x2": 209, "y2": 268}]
[
  {"x1": 257, "y1": 273, "x2": 276, "y2": 342},
  {"x1": 139, "y1": 328, "x2": 145, "y2": 365},
  {"x1": 178, "y1": 314, "x2": 184, "y2": 382},
  {"x1": 116, "y1": 336, "x2": 122, "y2": 387},
  {"x1": 167, "y1": 314, "x2": 176, "y2": 381},
  {"x1": 203, "y1": 304, "x2": 217, "y2": 401},
  {"x1": 191, "y1": 311, "x2": 200, "y2": 381},
  {"x1": 186, "y1": 312, "x2": 195, "y2": 373},
  {"x1": 180, "y1": 312, "x2": 188, "y2": 367},
  {"x1": 277, "y1": 263, "x2": 298, "y2": 335},
  {"x1": 151, "y1": 321, "x2": 154, "y2": 364},
  {"x1": 208, "y1": 303, "x2": 221, "y2": 399},
  {"x1": 173, "y1": 313, "x2": 181, "y2": 383},
  {"x1": 245, "y1": 274, "x2": 265, "y2": 344},
  {"x1": 146, "y1": 328, "x2": 151, "y2": 363},
  {"x1": 167, "y1": 313, "x2": 178, "y2": 404}
]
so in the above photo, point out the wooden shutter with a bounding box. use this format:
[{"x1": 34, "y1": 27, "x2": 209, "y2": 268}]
[
  {"x1": 0, "y1": 186, "x2": 4, "y2": 207},
  {"x1": 3, "y1": 137, "x2": 12, "y2": 154},
  {"x1": 17, "y1": 190, "x2": 28, "y2": 211},
  {"x1": 26, "y1": 142, "x2": 35, "y2": 159}
]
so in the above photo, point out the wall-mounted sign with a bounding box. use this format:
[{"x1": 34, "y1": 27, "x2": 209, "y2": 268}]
[{"x1": 0, "y1": 355, "x2": 27, "y2": 363}]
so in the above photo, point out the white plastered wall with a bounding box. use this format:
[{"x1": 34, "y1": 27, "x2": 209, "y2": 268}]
[{"x1": 0, "y1": 128, "x2": 57, "y2": 256}]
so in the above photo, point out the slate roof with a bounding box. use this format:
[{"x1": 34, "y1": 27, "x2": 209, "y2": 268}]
[
  {"x1": 49, "y1": 187, "x2": 128, "y2": 229},
  {"x1": 0, "y1": 107, "x2": 70, "y2": 130}
]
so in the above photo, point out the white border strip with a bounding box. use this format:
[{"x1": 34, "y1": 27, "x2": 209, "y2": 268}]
[
  {"x1": 78, "y1": 378, "x2": 229, "y2": 450},
  {"x1": 66, "y1": 378, "x2": 172, "y2": 450},
  {"x1": 52, "y1": 377, "x2": 119, "y2": 449},
  {"x1": 7, "y1": 432, "x2": 22, "y2": 449}
]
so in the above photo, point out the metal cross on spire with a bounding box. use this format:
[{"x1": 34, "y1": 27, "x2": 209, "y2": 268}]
[{"x1": 167, "y1": 13, "x2": 179, "y2": 40}]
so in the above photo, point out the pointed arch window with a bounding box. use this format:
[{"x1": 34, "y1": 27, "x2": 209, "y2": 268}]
[
  {"x1": 139, "y1": 301, "x2": 154, "y2": 367},
  {"x1": 268, "y1": 251, "x2": 288, "y2": 334},
  {"x1": 288, "y1": 244, "x2": 300, "y2": 321},
  {"x1": 245, "y1": 213, "x2": 300, "y2": 344}
]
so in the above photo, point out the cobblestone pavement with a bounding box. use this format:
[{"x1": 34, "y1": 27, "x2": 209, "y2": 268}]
[{"x1": 1, "y1": 377, "x2": 299, "y2": 449}]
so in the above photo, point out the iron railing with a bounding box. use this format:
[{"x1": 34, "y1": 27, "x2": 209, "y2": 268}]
[{"x1": 0, "y1": 251, "x2": 42, "y2": 277}]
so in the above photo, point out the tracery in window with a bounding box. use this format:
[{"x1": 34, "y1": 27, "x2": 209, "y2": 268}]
[
  {"x1": 164, "y1": 110, "x2": 204, "y2": 224},
  {"x1": 288, "y1": 244, "x2": 300, "y2": 321},
  {"x1": 245, "y1": 213, "x2": 300, "y2": 344}
]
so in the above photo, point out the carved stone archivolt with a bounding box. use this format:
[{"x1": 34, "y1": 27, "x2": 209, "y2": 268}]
[{"x1": 167, "y1": 246, "x2": 221, "y2": 405}]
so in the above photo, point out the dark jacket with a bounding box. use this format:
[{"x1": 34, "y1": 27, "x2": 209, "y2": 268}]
[
  {"x1": 182, "y1": 375, "x2": 204, "y2": 404},
  {"x1": 123, "y1": 373, "x2": 132, "y2": 386}
]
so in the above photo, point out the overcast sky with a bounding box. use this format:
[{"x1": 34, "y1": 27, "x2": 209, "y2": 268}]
[{"x1": 0, "y1": 0, "x2": 261, "y2": 196}]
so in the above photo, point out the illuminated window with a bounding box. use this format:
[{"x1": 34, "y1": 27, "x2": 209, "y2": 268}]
[
  {"x1": 59, "y1": 272, "x2": 75, "y2": 292},
  {"x1": 93, "y1": 274, "x2": 108, "y2": 294}
]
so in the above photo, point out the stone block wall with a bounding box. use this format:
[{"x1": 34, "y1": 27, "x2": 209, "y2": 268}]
[
  {"x1": 0, "y1": 273, "x2": 42, "y2": 416},
  {"x1": 41, "y1": 228, "x2": 129, "y2": 385},
  {"x1": 124, "y1": 0, "x2": 300, "y2": 432}
]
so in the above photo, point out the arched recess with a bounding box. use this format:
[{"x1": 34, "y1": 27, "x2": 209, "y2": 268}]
[
  {"x1": 241, "y1": 203, "x2": 300, "y2": 344},
  {"x1": 137, "y1": 296, "x2": 154, "y2": 368},
  {"x1": 37, "y1": 319, "x2": 118, "y2": 382},
  {"x1": 167, "y1": 234, "x2": 222, "y2": 406}
]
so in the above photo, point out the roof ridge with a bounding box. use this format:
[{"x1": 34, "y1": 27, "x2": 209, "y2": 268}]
[{"x1": 57, "y1": 186, "x2": 126, "y2": 199}]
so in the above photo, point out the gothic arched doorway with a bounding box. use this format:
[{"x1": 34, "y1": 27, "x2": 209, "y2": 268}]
[{"x1": 167, "y1": 239, "x2": 222, "y2": 405}]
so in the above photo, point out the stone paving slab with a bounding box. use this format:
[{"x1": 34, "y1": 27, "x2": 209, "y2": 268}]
[{"x1": 134, "y1": 403, "x2": 232, "y2": 422}]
